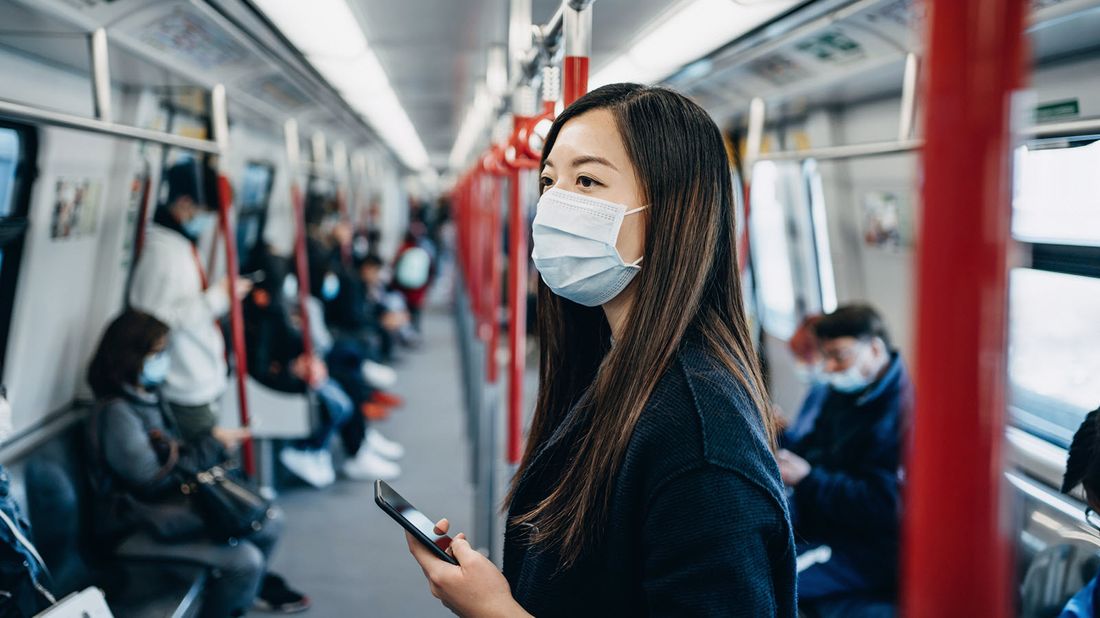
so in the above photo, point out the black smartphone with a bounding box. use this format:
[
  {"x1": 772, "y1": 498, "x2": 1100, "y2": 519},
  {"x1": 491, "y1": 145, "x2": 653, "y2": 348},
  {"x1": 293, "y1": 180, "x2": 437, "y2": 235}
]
[{"x1": 375, "y1": 480, "x2": 458, "y2": 565}]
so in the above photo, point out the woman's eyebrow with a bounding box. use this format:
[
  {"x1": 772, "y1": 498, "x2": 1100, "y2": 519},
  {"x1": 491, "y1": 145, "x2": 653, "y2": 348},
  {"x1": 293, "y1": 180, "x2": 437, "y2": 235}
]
[{"x1": 572, "y1": 155, "x2": 618, "y2": 171}]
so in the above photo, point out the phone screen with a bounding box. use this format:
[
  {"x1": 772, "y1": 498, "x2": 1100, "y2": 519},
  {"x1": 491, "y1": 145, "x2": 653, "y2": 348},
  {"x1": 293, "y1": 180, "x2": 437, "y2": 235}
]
[{"x1": 376, "y1": 481, "x2": 453, "y2": 554}]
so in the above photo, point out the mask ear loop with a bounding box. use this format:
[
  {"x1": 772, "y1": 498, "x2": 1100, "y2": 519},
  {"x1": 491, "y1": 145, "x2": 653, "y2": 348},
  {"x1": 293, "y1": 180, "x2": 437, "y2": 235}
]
[{"x1": 623, "y1": 205, "x2": 647, "y2": 266}]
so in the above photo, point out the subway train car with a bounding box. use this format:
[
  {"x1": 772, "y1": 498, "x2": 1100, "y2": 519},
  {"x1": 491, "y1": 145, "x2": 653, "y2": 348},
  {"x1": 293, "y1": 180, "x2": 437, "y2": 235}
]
[{"x1": 0, "y1": 0, "x2": 1097, "y2": 615}]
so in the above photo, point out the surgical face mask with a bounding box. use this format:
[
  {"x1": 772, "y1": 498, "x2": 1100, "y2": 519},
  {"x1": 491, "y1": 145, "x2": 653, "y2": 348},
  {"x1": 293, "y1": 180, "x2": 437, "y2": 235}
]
[
  {"x1": 183, "y1": 212, "x2": 215, "y2": 238},
  {"x1": 825, "y1": 345, "x2": 872, "y2": 393},
  {"x1": 0, "y1": 391, "x2": 13, "y2": 443},
  {"x1": 531, "y1": 187, "x2": 647, "y2": 307},
  {"x1": 283, "y1": 274, "x2": 299, "y2": 301},
  {"x1": 321, "y1": 273, "x2": 341, "y2": 301},
  {"x1": 140, "y1": 352, "x2": 171, "y2": 389}
]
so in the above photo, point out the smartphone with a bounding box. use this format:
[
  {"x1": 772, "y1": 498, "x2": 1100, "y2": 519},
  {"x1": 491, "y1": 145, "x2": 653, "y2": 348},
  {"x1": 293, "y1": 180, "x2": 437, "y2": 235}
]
[{"x1": 375, "y1": 480, "x2": 458, "y2": 565}]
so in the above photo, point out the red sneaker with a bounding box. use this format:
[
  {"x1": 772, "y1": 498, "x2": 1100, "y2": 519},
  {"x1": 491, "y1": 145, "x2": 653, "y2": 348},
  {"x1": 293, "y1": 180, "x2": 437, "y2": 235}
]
[{"x1": 371, "y1": 391, "x2": 405, "y2": 408}]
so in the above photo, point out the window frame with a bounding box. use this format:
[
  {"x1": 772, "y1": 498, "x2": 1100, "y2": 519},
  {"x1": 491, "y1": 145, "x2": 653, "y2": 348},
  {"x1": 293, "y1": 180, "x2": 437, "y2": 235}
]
[
  {"x1": 0, "y1": 121, "x2": 38, "y2": 380},
  {"x1": 1007, "y1": 134, "x2": 1100, "y2": 447}
]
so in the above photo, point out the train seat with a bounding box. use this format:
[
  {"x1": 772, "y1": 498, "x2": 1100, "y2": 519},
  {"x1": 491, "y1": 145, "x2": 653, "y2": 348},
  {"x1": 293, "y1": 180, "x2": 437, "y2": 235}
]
[
  {"x1": 19, "y1": 414, "x2": 207, "y2": 617},
  {"x1": 1020, "y1": 543, "x2": 1100, "y2": 618}
]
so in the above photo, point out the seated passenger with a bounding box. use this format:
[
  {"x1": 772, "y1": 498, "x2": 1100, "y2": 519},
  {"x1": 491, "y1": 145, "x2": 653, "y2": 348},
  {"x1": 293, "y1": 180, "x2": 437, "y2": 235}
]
[
  {"x1": 1059, "y1": 405, "x2": 1100, "y2": 617},
  {"x1": 0, "y1": 388, "x2": 57, "y2": 615},
  {"x1": 85, "y1": 310, "x2": 308, "y2": 616},
  {"x1": 777, "y1": 304, "x2": 909, "y2": 616},
  {"x1": 244, "y1": 255, "x2": 401, "y2": 484}
]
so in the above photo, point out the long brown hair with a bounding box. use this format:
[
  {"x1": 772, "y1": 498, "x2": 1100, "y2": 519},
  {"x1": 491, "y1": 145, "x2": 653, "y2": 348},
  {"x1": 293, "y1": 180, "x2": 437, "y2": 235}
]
[
  {"x1": 87, "y1": 310, "x2": 169, "y2": 399},
  {"x1": 506, "y1": 83, "x2": 776, "y2": 567}
]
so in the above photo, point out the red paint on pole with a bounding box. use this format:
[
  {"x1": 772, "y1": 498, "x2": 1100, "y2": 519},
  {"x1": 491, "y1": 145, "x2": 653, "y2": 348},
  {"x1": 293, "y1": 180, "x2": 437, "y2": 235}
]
[
  {"x1": 563, "y1": 55, "x2": 589, "y2": 108},
  {"x1": 216, "y1": 175, "x2": 255, "y2": 475},
  {"x1": 290, "y1": 183, "x2": 315, "y2": 360},
  {"x1": 507, "y1": 167, "x2": 528, "y2": 464},
  {"x1": 903, "y1": 0, "x2": 1025, "y2": 615}
]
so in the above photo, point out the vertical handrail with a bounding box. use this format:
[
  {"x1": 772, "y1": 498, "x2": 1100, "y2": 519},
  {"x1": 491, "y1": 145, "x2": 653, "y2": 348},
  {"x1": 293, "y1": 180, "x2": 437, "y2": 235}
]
[
  {"x1": 210, "y1": 84, "x2": 255, "y2": 475},
  {"x1": 903, "y1": 0, "x2": 1025, "y2": 614},
  {"x1": 285, "y1": 120, "x2": 316, "y2": 361},
  {"x1": 562, "y1": 2, "x2": 592, "y2": 107}
]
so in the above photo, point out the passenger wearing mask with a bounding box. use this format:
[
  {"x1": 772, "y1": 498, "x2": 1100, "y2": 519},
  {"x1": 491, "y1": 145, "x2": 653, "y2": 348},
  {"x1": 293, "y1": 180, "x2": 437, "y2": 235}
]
[
  {"x1": 777, "y1": 304, "x2": 909, "y2": 616},
  {"x1": 405, "y1": 84, "x2": 795, "y2": 616},
  {"x1": 128, "y1": 159, "x2": 251, "y2": 450},
  {"x1": 244, "y1": 253, "x2": 401, "y2": 485},
  {"x1": 391, "y1": 223, "x2": 434, "y2": 332},
  {"x1": 782, "y1": 313, "x2": 825, "y2": 443},
  {"x1": 0, "y1": 387, "x2": 57, "y2": 616},
  {"x1": 85, "y1": 310, "x2": 308, "y2": 616},
  {"x1": 1058, "y1": 405, "x2": 1100, "y2": 617}
]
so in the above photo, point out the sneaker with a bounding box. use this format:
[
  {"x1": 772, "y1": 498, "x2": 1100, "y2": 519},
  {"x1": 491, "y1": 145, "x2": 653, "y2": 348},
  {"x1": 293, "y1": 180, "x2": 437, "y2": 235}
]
[
  {"x1": 360, "y1": 402, "x2": 391, "y2": 421},
  {"x1": 370, "y1": 390, "x2": 405, "y2": 408},
  {"x1": 254, "y1": 573, "x2": 310, "y2": 613},
  {"x1": 366, "y1": 428, "x2": 405, "y2": 460},
  {"x1": 342, "y1": 447, "x2": 401, "y2": 481},
  {"x1": 279, "y1": 447, "x2": 335, "y2": 488},
  {"x1": 361, "y1": 361, "x2": 397, "y2": 389}
]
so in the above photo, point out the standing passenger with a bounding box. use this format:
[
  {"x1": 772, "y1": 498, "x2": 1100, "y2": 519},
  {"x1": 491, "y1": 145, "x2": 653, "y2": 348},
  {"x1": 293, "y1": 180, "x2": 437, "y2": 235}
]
[
  {"x1": 405, "y1": 83, "x2": 796, "y2": 617},
  {"x1": 777, "y1": 304, "x2": 909, "y2": 616},
  {"x1": 129, "y1": 160, "x2": 252, "y2": 449}
]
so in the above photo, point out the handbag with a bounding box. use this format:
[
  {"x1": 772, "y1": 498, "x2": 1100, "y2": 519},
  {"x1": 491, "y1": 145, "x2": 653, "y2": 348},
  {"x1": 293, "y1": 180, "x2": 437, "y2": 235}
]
[{"x1": 176, "y1": 463, "x2": 274, "y2": 542}]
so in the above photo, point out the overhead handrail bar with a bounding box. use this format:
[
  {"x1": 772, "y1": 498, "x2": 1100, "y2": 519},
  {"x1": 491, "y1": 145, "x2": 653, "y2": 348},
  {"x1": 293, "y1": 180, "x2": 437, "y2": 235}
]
[
  {"x1": 757, "y1": 138, "x2": 924, "y2": 162},
  {"x1": 0, "y1": 98, "x2": 221, "y2": 153},
  {"x1": 1023, "y1": 116, "x2": 1100, "y2": 137}
]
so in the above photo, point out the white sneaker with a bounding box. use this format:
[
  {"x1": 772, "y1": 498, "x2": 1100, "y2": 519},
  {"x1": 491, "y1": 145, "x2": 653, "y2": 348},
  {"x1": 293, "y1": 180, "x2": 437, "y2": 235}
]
[
  {"x1": 366, "y1": 428, "x2": 405, "y2": 460},
  {"x1": 342, "y1": 447, "x2": 401, "y2": 481},
  {"x1": 361, "y1": 361, "x2": 397, "y2": 389},
  {"x1": 280, "y1": 447, "x2": 335, "y2": 488}
]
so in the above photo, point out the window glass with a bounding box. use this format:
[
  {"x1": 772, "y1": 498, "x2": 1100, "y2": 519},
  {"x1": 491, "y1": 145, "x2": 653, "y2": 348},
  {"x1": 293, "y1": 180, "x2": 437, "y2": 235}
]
[
  {"x1": 1013, "y1": 139, "x2": 1100, "y2": 246},
  {"x1": 1009, "y1": 268, "x2": 1100, "y2": 445},
  {"x1": 236, "y1": 163, "x2": 274, "y2": 273},
  {"x1": 0, "y1": 130, "x2": 19, "y2": 218},
  {"x1": 749, "y1": 161, "x2": 798, "y2": 339}
]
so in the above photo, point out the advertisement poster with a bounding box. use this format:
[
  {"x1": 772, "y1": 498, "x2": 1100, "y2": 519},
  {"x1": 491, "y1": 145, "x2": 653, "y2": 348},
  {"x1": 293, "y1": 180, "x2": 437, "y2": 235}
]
[
  {"x1": 50, "y1": 178, "x2": 102, "y2": 240},
  {"x1": 862, "y1": 191, "x2": 911, "y2": 251}
]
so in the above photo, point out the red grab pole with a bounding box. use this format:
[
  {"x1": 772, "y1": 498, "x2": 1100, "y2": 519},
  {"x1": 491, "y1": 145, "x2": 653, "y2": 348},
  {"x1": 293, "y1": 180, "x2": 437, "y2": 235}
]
[
  {"x1": 563, "y1": 3, "x2": 592, "y2": 107},
  {"x1": 290, "y1": 182, "x2": 315, "y2": 360},
  {"x1": 215, "y1": 174, "x2": 255, "y2": 475},
  {"x1": 903, "y1": 0, "x2": 1026, "y2": 615}
]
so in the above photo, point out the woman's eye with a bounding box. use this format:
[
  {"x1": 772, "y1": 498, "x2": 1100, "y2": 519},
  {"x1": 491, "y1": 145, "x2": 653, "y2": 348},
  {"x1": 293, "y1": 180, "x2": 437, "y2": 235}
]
[
  {"x1": 539, "y1": 176, "x2": 553, "y2": 188},
  {"x1": 578, "y1": 176, "x2": 599, "y2": 188}
]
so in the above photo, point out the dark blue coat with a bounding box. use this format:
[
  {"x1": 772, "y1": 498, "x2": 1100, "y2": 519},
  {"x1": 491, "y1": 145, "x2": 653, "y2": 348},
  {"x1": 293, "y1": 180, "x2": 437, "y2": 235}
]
[
  {"x1": 784, "y1": 352, "x2": 911, "y2": 594},
  {"x1": 504, "y1": 334, "x2": 797, "y2": 617}
]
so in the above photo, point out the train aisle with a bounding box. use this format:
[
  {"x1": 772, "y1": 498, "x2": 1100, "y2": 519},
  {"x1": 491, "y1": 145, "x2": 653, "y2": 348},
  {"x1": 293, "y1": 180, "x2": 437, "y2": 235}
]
[{"x1": 268, "y1": 308, "x2": 473, "y2": 617}]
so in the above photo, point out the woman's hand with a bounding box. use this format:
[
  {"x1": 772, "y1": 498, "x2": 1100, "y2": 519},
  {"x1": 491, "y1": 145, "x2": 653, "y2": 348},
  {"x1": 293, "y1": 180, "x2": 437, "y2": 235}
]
[{"x1": 406, "y1": 518, "x2": 530, "y2": 618}]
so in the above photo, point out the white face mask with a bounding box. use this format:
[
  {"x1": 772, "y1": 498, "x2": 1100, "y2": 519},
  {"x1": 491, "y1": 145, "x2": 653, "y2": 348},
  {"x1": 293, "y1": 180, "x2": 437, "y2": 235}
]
[
  {"x1": 794, "y1": 361, "x2": 825, "y2": 386},
  {"x1": 825, "y1": 344, "x2": 873, "y2": 393},
  {"x1": 531, "y1": 187, "x2": 646, "y2": 307}
]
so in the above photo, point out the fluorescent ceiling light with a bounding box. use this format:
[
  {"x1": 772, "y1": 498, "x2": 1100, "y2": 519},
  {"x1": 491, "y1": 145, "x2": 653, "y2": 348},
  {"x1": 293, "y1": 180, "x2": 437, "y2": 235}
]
[
  {"x1": 591, "y1": 0, "x2": 800, "y2": 88},
  {"x1": 255, "y1": 0, "x2": 430, "y2": 171}
]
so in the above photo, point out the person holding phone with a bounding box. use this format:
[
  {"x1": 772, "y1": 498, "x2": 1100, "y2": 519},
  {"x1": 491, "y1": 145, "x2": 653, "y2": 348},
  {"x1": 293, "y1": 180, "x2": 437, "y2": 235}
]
[{"x1": 404, "y1": 83, "x2": 796, "y2": 617}]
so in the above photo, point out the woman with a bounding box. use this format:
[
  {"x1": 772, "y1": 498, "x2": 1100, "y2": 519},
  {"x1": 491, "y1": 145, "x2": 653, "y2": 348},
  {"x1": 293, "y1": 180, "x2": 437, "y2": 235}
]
[
  {"x1": 1058, "y1": 405, "x2": 1100, "y2": 617},
  {"x1": 406, "y1": 83, "x2": 796, "y2": 616},
  {"x1": 86, "y1": 310, "x2": 308, "y2": 617}
]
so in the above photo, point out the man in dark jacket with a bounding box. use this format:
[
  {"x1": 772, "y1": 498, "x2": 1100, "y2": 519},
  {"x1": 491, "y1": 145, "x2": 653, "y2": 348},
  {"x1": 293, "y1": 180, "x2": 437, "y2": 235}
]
[{"x1": 777, "y1": 304, "x2": 910, "y2": 616}]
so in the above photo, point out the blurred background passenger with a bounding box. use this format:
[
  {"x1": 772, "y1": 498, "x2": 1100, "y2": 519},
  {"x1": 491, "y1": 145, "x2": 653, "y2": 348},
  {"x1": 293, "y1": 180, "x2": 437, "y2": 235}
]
[
  {"x1": 776, "y1": 304, "x2": 909, "y2": 617},
  {"x1": 244, "y1": 249, "x2": 402, "y2": 484},
  {"x1": 128, "y1": 159, "x2": 252, "y2": 452},
  {"x1": 1058, "y1": 405, "x2": 1100, "y2": 617},
  {"x1": 391, "y1": 222, "x2": 435, "y2": 332},
  {"x1": 85, "y1": 310, "x2": 307, "y2": 616}
]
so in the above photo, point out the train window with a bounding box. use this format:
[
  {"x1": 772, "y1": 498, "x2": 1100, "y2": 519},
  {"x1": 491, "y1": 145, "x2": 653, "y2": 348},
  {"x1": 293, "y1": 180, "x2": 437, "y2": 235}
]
[
  {"x1": 749, "y1": 160, "x2": 805, "y2": 339},
  {"x1": 236, "y1": 162, "x2": 275, "y2": 273},
  {"x1": 1008, "y1": 268, "x2": 1100, "y2": 446},
  {"x1": 0, "y1": 123, "x2": 35, "y2": 378},
  {"x1": 805, "y1": 159, "x2": 837, "y2": 314},
  {"x1": 749, "y1": 159, "x2": 824, "y2": 339},
  {"x1": 1013, "y1": 139, "x2": 1100, "y2": 246}
]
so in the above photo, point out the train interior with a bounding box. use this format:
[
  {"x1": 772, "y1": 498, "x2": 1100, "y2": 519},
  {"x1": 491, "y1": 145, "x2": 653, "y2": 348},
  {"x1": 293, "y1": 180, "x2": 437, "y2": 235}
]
[{"x1": 0, "y1": 0, "x2": 1097, "y2": 615}]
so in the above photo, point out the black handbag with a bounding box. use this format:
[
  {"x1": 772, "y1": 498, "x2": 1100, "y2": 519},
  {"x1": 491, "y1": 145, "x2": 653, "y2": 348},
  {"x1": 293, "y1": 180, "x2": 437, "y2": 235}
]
[{"x1": 177, "y1": 463, "x2": 274, "y2": 542}]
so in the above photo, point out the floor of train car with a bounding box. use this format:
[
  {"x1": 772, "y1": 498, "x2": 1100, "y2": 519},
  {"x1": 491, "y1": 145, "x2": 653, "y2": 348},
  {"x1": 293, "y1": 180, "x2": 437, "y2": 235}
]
[{"x1": 268, "y1": 307, "x2": 479, "y2": 617}]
